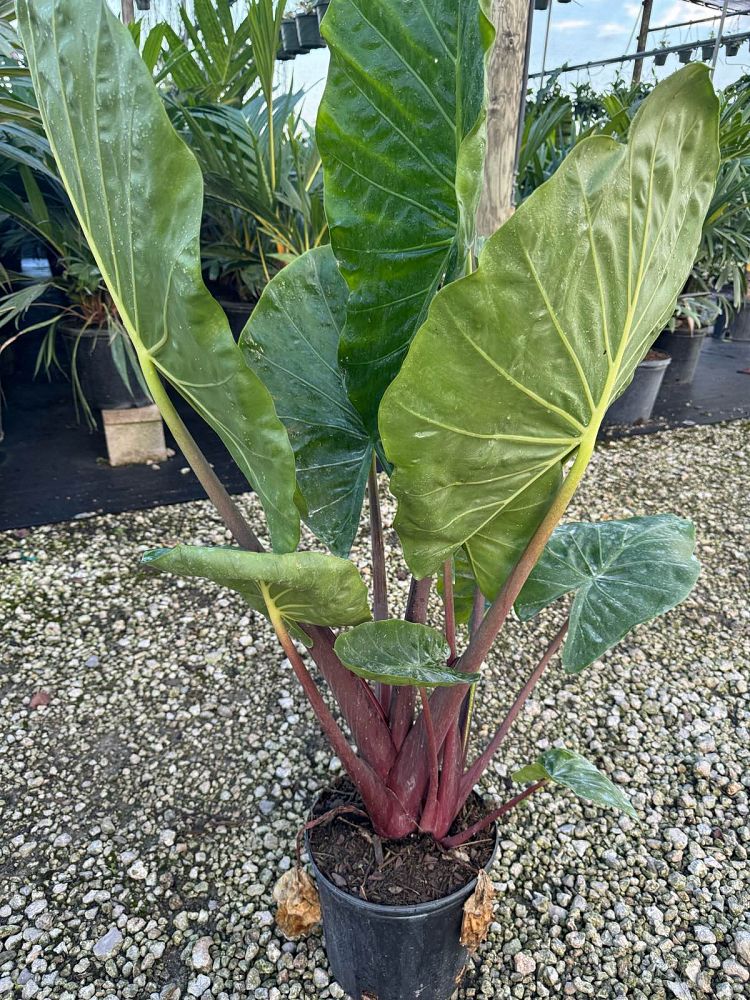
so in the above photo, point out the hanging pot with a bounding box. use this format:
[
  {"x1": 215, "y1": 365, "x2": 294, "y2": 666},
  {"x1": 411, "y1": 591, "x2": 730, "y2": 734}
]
[
  {"x1": 296, "y1": 11, "x2": 325, "y2": 50},
  {"x1": 679, "y1": 47, "x2": 693, "y2": 64},
  {"x1": 534, "y1": 0, "x2": 549, "y2": 9},
  {"x1": 701, "y1": 43, "x2": 715, "y2": 61},
  {"x1": 654, "y1": 51, "x2": 669, "y2": 66},
  {"x1": 725, "y1": 41, "x2": 740, "y2": 57},
  {"x1": 135, "y1": 0, "x2": 151, "y2": 9},
  {"x1": 281, "y1": 18, "x2": 305, "y2": 56},
  {"x1": 314, "y1": 0, "x2": 330, "y2": 28}
]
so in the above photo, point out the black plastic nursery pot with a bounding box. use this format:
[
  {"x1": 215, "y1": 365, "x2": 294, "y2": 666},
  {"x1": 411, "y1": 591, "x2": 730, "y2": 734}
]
[
  {"x1": 135, "y1": 0, "x2": 150, "y2": 10},
  {"x1": 534, "y1": 0, "x2": 549, "y2": 9},
  {"x1": 655, "y1": 52, "x2": 668, "y2": 66},
  {"x1": 701, "y1": 44, "x2": 715, "y2": 61},
  {"x1": 729, "y1": 304, "x2": 750, "y2": 342},
  {"x1": 281, "y1": 19, "x2": 305, "y2": 56},
  {"x1": 306, "y1": 821, "x2": 499, "y2": 1000},
  {"x1": 296, "y1": 11, "x2": 325, "y2": 49},
  {"x1": 218, "y1": 298, "x2": 255, "y2": 341},
  {"x1": 61, "y1": 326, "x2": 150, "y2": 411},
  {"x1": 603, "y1": 350, "x2": 671, "y2": 425},
  {"x1": 654, "y1": 327, "x2": 708, "y2": 385},
  {"x1": 315, "y1": 0, "x2": 330, "y2": 26}
]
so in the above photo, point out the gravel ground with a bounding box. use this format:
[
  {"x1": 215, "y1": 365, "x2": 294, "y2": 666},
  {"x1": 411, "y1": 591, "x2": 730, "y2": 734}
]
[{"x1": 1, "y1": 420, "x2": 749, "y2": 1000}]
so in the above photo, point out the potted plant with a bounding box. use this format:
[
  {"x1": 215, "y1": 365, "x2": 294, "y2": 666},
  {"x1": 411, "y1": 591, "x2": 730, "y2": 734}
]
[
  {"x1": 679, "y1": 46, "x2": 694, "y2": 64},
  {"x1": 654, "y1": 294, "x2": 721, "y2": 385},
  {"x1": 655, "y1": 41, "x2": 669, "y2": 66},
  {"x1": 701, "y1": 36, "x2": 716, "y2": 62},
  {"x1": 19, "y1": 1, "x2": 720, "y2": 996},
  {"x1": 296, "y1": 2, "x2": 325, "y2": 49},
  {"x1": 725, "y1": 39, "x2": 741, "y2": 58}
]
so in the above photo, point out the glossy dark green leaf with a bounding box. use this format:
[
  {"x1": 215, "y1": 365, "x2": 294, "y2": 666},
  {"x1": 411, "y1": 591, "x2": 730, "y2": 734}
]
[
  {"x1": 142, "y1": 546, "x2": 371, "y2": 633},
  {"x1": 514, "y1": 747, "x2": 636, "y2": 818},
  {"x1": 18, "y1": 0, "x2": 299, "y2": 553},
  {"x1": 240, "y1": 247, "x2": 372, "y2": 558},
  {"x1": 515, "y1": 515, "x2": 700, "y2": 673},
  {"x1": 380, "y1": 67, "x2": 719, "y2": 598},
  {"x1": 317, "y1": 0, "x2": 494, "y2": 432},
  {"x1": 334, "y1": 620, "x2": 477, "y2": 687}
]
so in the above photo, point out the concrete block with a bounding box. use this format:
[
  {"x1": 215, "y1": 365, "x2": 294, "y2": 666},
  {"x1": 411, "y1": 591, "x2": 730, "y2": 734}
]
[{"x1": 102, "y1": 404, "x2": 168, "y2": 466}]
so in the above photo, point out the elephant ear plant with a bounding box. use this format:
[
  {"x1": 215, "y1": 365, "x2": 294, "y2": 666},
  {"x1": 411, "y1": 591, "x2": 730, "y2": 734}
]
[{"x1": 20, "y1": 0, "x2": 718, "y2": 900}]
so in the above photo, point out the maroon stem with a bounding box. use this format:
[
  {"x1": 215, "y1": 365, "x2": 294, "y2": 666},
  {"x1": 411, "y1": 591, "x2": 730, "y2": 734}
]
[
  {"x1": 274, "y1": 620, "x2": 415, "y2": 839},
  {"x1": 457, "y1": 621, "x2": 568, "y2": 805},
  {"x1": 440, "y1": 781, "x2": 546, "y2": 849},
  {"x1": 418, "y1": 687, "x2": 440, "y2": 833},
  {"x1": 442, "y1": 560, "x2": 457, "y2": 661},
  {"x1": 389, "y1": 576, "x2": 431, "y2": 749},
  {"x1": 470, "y1": 586, "x2": 485, "y2": 635},
  {"x1": 405, "y1": 575, "x2": 431, "y2": 624},
  {"x1": 433, "y1": 721, "x2": 463, "y2": 839}
]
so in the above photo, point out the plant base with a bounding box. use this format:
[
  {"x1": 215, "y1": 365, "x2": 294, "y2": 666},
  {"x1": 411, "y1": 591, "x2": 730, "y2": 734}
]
[{"x1": 306, "y1": 785, "x2": 497, "y2": 1000}]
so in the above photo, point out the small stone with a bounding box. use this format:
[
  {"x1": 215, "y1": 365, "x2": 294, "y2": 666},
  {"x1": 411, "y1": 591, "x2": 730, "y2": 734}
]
[
  {"x1": 187, "y1": 976, "x2": 211, "y2": 997},
  {"x1": 24, "y1": 900, "x2": 47, "y2": 919},
  {"x1": 666, "y1": 983, "x2": 693, "y2": 1000},
  {"x1": 0, "y1": 980, "x2": 11, "y2": 996},
  {"x1": 127, "y1": 860, "x2": 148, "y2": 880},
  {"x1": 21, "y1": 982, "x2": 39, "y2": 1000},
  {"x1": 694, "y1": 925, "x2": 716, "y2": 945},
  {"x1": 722, "y1": 959, "x2": 749, "y2": 982},
  {"x1": 734, "y1": 931, "x2": 750, "y2": 964},
  {"x1": 160, "y1": 986, "x2": 181, "y2": 1000},
  {"x1": 666, "y1": 828, "x2": 689, "y2": 850},
  {"x1": 514, "y1": 953, "x2": 536, "y2": 976},
  {"x1": 93, "y1": 927, "x2": 123, "y2": 960},
  {"x1": 191, "y1": 936, "x2": 213, "y2": 972},
  {"x1": 312, "y1": 969, "x2": 329, "y2": 989},
  {"x1": 159, "y1": 829, "x2": 176, "y2": 847}
]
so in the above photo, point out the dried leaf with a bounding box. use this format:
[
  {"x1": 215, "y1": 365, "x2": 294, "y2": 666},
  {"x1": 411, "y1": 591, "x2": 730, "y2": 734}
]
[
  {"x1": 29, "y1": 691, "x2": 51, "y2": 708},
  {"x1": 460, "y1": 870, "x2": 495, "y2": 953},
  {"x1": 273, "y1": 868, "x2": 321, "y2": 940}
]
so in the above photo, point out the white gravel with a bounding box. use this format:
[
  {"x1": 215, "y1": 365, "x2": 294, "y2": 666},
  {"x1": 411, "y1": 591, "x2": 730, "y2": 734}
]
[{"x1": 1, "y1": 420, "x2": 749, "y2": 999}]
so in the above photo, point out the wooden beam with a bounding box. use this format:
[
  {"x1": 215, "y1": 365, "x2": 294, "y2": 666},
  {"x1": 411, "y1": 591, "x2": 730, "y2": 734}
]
[
  {"x1": 477, "y1": 0, "x2": 533, "y2": 236},
  {"x1": 632, "y1": 0, "x2": 654, "y2": 86}
]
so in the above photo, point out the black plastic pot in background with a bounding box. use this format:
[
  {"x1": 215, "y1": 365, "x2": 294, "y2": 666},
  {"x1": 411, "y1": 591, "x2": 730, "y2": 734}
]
[
  {"x1": 534, "y1": 0, "x2": 549, "y2": 9},
  {"x1": 307, "y1": 824, "x2": 499, "y2": 1000},
  {"x1": 654, "y1": 328, "x2": 708, "y2": 385},
  {"x1": 701, "y1": 44, "x2": 715, "y2": 61},
  {"x1": 280, "y1": 18, "x2": 305, "y2": 57},
  {"x1": 314, "y1": 0, "x2": 330, "y2": 27},
  {"x1": 219, "y1": 299, "x2": 255, "y2": 341},
  {"x1": 604, "y1": 351, "x2": 671, "y2": 425},
  {"x1": 679, "y1": 48, "x2": 693, "y2": 64},
  {"x1": 296, "y1": 11, "x2": 325, "y2": 49},
  {"x1": 135, "y1": 0, "x2": 151, "y2": 9},
  {"x1": 730, "y1": 304, "x2": 750, "y2": 342},
  {"x1": 654, "y1": 51, "x2": 668, "y2": 66},
  {"x1": 61, "y1": 327, "x2": 150, "y2": 411},
  {"x1": 725, "y1": 42, "x2": 741, "y2": 57}
]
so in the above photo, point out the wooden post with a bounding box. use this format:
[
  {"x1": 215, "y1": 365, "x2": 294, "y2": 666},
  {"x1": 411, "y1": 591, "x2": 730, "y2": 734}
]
[
  {"x1": 477, "y1": 0, "x2": 533, "y2": 236},
  {"x1": 121, "y1": 0, "x2": 135, "y2": 24},
  {"x1": 632, "y1": 0, "x2": 654, "y2": 86}
]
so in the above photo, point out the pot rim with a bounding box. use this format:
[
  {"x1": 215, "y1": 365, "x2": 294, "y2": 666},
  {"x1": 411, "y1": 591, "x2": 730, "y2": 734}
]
[
  {"x1": 661, "y1": 326, "x2": 710, "y2": 338},
  {"x1": 305, "y1": 804, "x2": 499, "y2": 919},
  {"x1": 638, "y1": 349, "x2": 671, "y2": 368},
  {"x1": 59, "y1": 323, "x2": 119, "y2": 339}
]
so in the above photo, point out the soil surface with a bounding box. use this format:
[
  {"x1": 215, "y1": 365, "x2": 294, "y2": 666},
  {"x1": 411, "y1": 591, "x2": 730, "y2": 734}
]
[{"x1": 307, "y1": 780, "x2": 497, "y2": 905}]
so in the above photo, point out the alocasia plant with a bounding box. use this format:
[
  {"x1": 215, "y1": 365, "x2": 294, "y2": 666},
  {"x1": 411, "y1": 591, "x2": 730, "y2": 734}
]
[{"x1": 19, "y1": 0, "x2": 718, "y2": 846}]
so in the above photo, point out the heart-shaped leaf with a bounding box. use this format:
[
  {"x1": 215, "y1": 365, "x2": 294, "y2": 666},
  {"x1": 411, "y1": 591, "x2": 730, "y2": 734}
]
[
  {"x1": 317, "y1": 0, "x2": 494, "y2": 433},
  {"x1": 142, "y1": 546, "x2": 371, "y2": 633},
  {"x1": 240, "y1": 246, "x2": 372, "y2": 559},
  {"x1": 334, "y1": 620, "x2": 478, "y2": 687},
  {"x1": 380, "y1": 67, "x2": 719, "y2": 598},
  {"x1": 18, "y1": 0, "x2": 299, "y2": 553},
  {"x1": 513, "y1": 747, "x2": 636, "y2": 818},
  {"x1": 515, "y1": 515, "x2": 700, "y2": 672}
]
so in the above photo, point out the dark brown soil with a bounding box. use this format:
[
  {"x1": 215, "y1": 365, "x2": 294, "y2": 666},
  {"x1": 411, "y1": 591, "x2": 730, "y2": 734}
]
[
  {"x1": 307, "y1": 781, "x2": 496, "y2": 906},
  {"x1": 645, "y1": 348, "x2": 670, "y2": 361}
]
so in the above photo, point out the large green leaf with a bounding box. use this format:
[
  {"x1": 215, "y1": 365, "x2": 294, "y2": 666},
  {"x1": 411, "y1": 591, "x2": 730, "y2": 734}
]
[
  {"x1": 317, "y1": 0, "x2": 494, "y2": 433},
  {"x1": 240, "y1": 247, "x2": 372, "y2": 558},
  {"x1": 514, "y1": 748, "x2": 636, "y2": 818},
  {"x1": 142, "y1": 546, "x2": 371, "y2": 633},
  {"x1": 380, "y1": 67, "x2": 719, "y2": 597},
  {"x1": 18, "y1": 0, "x2": 299, "y2": 553},
  {"x1": 515, "y1": 515, "x2": 700, "y2": 673},
  {"x1": 334, "y1": 620, "x2": 477, "y2": 687}
]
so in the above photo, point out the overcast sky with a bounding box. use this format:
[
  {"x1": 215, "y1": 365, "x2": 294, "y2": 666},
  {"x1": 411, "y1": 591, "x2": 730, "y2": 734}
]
[{"x1": 284, "y1": 0, "x2": 750, "y2": 122}]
